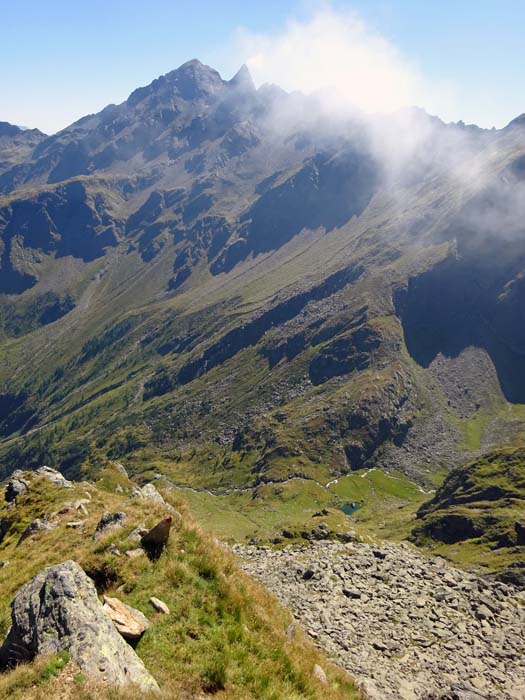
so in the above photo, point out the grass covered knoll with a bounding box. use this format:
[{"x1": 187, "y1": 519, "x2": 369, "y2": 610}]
[
  {"x1": 411, "y1": 446, "x2": 525, "y2": 571},
  {"x1": 0, "y1": 467, "x2": 360, "y2": 700}
]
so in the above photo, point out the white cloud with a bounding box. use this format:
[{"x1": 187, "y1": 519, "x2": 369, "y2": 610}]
[
  {"x1": 232, "y1": 5, "x2": 455, "y2": 121},
  {"x1": 238, "y1": 8, "x2": 418, "y2": 112}
]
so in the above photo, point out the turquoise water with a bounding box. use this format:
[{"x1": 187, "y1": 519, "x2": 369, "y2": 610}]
[{"x1": 340, "y1": 502, "x2": 362, "y2": 516}]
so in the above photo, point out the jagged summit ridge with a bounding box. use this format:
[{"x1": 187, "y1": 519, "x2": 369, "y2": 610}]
[{"x1": 128, "y1": 58, "x2": 226, "y2": 105}]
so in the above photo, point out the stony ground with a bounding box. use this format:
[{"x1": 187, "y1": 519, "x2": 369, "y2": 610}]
[{"x1": 234, "y1": 541, "x2": 525, "y2": 700}]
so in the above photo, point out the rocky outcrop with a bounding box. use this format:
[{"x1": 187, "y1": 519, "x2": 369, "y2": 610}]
[
  {"x1": 35, "y1": 466, "x2": 74, "y2": 489},
  {"x1": 0, "y1": 560, "x2": 158, "y2": 692},
  {"x1": 212, "y1": 149, "x2": 378, "y2": 272},
  {"x1": 93, "y1": 511, "x2": 127, "y2": 540},
  {"x1": 133, "y1": 482, "x2": 177, "y2": 512},
  {"x1": 4, "y1": 471, "x2": 29, "y2": 502},
  {"x1": 236, "y1": 541, "x2": 525, "y2": 700},
  {"x1": 175, "y1": 264, "x2": 363, "y2": 387},
  {"x1": 5, "y1": 467, "x2": 72, "y2": 503},
  {"x1": 17, "y1": 517, "x2": 58, "y2": 544},
  {"x1": 0, "y1": 181, "x2": 120, "y2": 293},
  {"x1": 412, "y1": 448, "x2": 525, "y2": 547},
  {"x1": 308, "y1": 325, "x2": 382, "y2": 385}
]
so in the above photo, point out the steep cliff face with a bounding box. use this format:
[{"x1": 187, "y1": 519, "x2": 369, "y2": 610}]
[
  {"x1": 0, "y1": 60, "x2": 524, "y2": 492},
  {"x1": 0, "y1": 180, "x2": 121, "y2": 294},
  {"x1": 396, "y1": 153, "x2": 525, "y2": 403}
]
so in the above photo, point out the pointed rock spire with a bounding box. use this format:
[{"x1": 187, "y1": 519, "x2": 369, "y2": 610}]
[{"x1": 229, "y1": 64, "x2": 255, "y2": 92}]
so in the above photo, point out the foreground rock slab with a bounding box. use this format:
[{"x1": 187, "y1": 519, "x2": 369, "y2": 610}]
[
  {"x1": 103, "y1": 595, "x2": 149, "y2": 640},
  {"x1": 235, "y1": 541, "x2": 525, "y2": 700},
  {"x1": 0, "y1": 560, "x2": 158, "y2": 692}
]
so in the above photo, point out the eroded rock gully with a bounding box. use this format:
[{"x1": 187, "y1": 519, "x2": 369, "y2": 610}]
[{"x1": 234, "y1": 541, "x2": 525, "y2": 700}]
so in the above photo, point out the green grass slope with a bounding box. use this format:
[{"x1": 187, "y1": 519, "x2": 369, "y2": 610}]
[
  {"x1": 411, "y1": 446, "x2": 525, "y2": 571},
  {"x1": 0, "y1": 467, "x2": 360, "y2": 700}
]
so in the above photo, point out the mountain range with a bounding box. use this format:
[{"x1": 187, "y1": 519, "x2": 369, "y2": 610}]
[{"x1": 1, "y1": 59, "x2": 525, "y2": 542}]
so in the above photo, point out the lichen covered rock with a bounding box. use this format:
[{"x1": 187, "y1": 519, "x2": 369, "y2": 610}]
[{"x1": 0, "y1": 560, "x2": 158, "y2": 692}]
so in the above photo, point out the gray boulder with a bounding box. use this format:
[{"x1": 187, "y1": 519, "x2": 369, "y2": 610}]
[
  {"x1": 140, "y1": 483, "x2": 166, "y2": 504},
  {"x1": 18, "y1": 518, "x2": 58, "y2": 545},
  {"x1": 134, "y1": 483, "x2": 178, "y2": 515},
  {"x1": 5, "y1": 471, "x2": 29, "y2": 502},
  {"x1": 35, "y1": 466, "x2": 73, "y2": 489},
  {"x1": 93, "y1": 511, "x2": 127, "y2": 541},
  {"x1": 0, "y1": 560, "x2": 158, "y2": 692}
]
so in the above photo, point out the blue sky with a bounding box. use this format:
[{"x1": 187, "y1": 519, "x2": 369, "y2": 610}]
[{"x1": 1, "y1": 1, "x2": 524, "y2": 133}]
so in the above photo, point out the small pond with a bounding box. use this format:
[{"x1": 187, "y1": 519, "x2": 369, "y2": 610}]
[{"x1": 340, "y1": 501, "x2": 362, "y2": 516}]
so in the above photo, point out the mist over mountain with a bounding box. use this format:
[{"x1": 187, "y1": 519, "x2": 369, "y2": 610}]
[{"x1": 0, "y1": 58, "x2": 524, "y2": 488}]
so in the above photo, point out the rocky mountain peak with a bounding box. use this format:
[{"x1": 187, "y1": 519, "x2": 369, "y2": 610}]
[
  {"x1": 127, "y1": 58, "x2": 225, "y2": 107},
  {"x1": 166, "y1": 58, "x2": 225, "y2": 99},
  {"x1": 229, "y1": 64, "x2": 256, "y2": 92}
]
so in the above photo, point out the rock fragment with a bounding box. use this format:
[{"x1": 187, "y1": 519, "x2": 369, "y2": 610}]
[
  {"x1": 312, "y1": 663, "x2": 327, "y2": 684},
  {"x1": 102, "y1": 595, "x2": 149, "y2": 640},
  {"x1": 235, "y1": 540, "x2": 525, "y2": 700},
  {"x1": 125, "y1": 548, "x2": 145, "y2": 559},
  {"x1": 149, "y1": 596, "x2": 170, "y2": 615}
]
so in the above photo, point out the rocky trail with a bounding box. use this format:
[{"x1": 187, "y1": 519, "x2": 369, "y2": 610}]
[{"x1": 235, "y1": 541, "x2": 525, "y2": 700}]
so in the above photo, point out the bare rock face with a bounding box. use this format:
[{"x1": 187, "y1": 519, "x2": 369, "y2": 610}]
[
  {"x1": 102, "y1": 595, "x2": 149, "y2": 640},
  {"x1": 0, "y1": 560, "x2": 158, "y2": 692}
]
